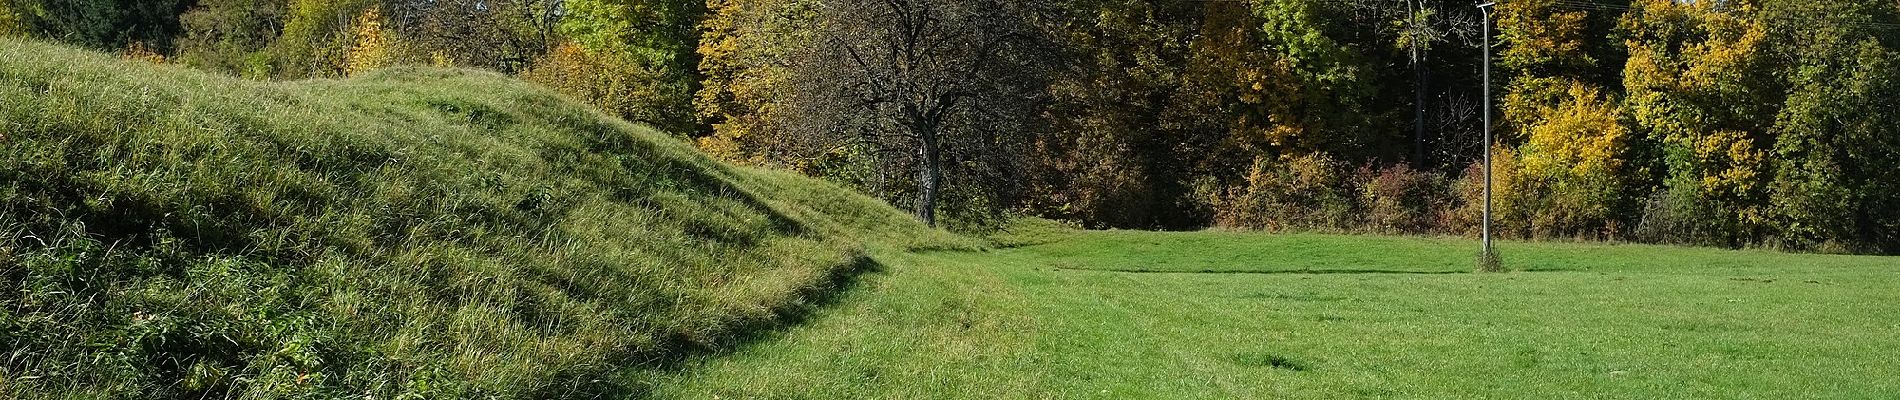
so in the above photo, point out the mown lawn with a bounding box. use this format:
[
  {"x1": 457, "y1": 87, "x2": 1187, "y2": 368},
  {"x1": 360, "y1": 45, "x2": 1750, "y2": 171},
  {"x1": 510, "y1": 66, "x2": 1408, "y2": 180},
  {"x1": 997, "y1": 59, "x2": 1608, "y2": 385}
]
[{"x1": 638, "y1": 229, "x2": 1900, "y2": 398}]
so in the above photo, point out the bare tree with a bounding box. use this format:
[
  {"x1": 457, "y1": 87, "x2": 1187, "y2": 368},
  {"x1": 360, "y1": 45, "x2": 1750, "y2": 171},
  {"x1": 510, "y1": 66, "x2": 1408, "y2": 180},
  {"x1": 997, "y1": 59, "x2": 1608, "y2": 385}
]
[{"x1": 787, "y1": 0, "x2": 1054, "y2": 227}]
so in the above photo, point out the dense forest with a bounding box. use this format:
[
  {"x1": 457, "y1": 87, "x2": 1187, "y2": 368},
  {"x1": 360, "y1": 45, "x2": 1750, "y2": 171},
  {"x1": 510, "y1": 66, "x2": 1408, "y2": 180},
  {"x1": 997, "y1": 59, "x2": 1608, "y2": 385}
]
[{"x1": 3, "y1": 0, "x2": 1897, "y2": 253}]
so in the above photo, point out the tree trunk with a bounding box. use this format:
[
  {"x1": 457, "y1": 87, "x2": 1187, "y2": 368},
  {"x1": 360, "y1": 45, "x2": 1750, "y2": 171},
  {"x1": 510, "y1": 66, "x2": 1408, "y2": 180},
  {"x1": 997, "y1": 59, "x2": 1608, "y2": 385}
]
[
  {"x1": 916, "y1": 133, "x2": 942, "y2": 228},
  {"x1": 1414, "y1": 55, "x2": 1427, "y2": 167}
]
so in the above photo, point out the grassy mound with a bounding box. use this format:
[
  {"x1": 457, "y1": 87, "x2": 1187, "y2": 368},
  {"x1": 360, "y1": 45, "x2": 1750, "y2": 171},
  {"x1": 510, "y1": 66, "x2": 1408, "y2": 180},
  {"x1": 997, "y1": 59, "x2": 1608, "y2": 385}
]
[{"x1": 0, "y1": 39, "x2": 966, "y2": 398}]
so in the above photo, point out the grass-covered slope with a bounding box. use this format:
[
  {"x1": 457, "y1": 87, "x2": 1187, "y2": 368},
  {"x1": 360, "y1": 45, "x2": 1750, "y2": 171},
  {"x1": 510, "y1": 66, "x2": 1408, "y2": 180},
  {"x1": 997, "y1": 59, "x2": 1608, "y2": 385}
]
[{"x1": 0, "y1": 38, "x2": 966, "y2": 398}]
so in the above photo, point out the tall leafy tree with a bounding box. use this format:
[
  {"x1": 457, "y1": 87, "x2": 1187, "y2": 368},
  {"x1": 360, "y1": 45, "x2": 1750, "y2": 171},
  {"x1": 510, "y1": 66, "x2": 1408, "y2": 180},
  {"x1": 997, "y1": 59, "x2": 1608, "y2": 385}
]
[
  {"x1": 1029, "y1": 0, "x2": 1206, "y2": 228},
  {"x1": 1758, "y1": 0, "x2": 1900, "y2": 251},
  {"x1": 1491, "y1": 0, "x2": 1636, "y2": 237},
  {"x1": 693, "y1": 0, "x2": 818, "y2": 165},
  {"x1": 549, "y1": 0, "x2": 705, "y2": 133},
  {"x1": 174, "y1": 0, "x2": 286, "y2": 78},
  {"x1": 1621, "y1": 0, "x2": 1776, "y2": 244},
  {"x1": 3, "y1": 0, "x2": 190, "y2": 51},
  {"x1": 1246, "y1": 0, "x2": 1380, "y2": 158}
]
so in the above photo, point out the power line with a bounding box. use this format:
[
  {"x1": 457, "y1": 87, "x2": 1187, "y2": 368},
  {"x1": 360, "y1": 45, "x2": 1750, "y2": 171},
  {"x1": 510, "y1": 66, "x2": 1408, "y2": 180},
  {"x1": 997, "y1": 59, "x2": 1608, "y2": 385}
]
[
  {"x1": 1540, "y1": 0, "x2": 1900, "y2": 30},
  {"x1": 1176, "y1": 0, "x2": 1900, "y2": 30}
]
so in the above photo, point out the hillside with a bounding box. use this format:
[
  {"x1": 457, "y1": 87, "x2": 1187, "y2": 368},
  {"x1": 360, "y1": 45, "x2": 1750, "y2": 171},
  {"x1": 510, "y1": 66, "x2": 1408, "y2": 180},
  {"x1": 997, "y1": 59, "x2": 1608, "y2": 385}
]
[{"x1": 0, "y1": 38, "x2": 968, "y2": 398}]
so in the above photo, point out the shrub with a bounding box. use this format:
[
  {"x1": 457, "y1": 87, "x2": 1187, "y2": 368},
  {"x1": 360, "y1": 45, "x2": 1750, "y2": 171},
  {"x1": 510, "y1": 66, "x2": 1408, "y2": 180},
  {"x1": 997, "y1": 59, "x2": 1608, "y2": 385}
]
[
  {"x1": 0, "y1": 2, "x2": 18, "y2": 37},
  {"x1": 1213, "y1": 153, "x2": 1354, "y2": 231},
  {"x1": 344, "y1": 6, "x2": 393, "y2": 76},
  {"x1": 522, "y1": 41, "x2": 696, "y2": 135},
  {"x1": 1615, "y1": 128, "x2": 1769, "y2": 248},
  {"x1": 1354, "y1": 163, "x2": 1451, "y2": 234},
  {"x1": 273, "y1": 0, "x2": 380, "y2": 78},
  {"x1": 1522, "y1": 84, "x2": 1631, "y2": 237},
  {"x1": 1634, "y1": 184, "x2": 1727, "y2": 246},
  {"x1": 1452, "y1": 145, "x2": 1528, "y2": 238},
  {"x1": 119, "y1": 41, "x2": 165, "y2": 64}
]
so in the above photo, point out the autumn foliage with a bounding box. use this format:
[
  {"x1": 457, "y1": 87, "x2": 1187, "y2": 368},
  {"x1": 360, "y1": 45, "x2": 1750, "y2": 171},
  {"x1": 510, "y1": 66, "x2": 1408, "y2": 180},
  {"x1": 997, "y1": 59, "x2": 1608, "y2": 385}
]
[{"x1": 7, "y1": 0, "x2": 1899, "y2": 252}]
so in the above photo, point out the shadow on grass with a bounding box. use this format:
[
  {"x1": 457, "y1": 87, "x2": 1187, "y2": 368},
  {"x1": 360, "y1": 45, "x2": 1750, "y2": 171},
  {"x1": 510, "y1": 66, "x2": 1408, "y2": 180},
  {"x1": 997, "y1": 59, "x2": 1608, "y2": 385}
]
[
  {"x1": 534, "y1": 253, "x2": 887, "y2": 399},
  {"x1": 1056, "y1": 267, "x2": 1575, "y2": 275},
  {"x1": 1227, "y1": 352, "x2": 1310, "y2": 371}
]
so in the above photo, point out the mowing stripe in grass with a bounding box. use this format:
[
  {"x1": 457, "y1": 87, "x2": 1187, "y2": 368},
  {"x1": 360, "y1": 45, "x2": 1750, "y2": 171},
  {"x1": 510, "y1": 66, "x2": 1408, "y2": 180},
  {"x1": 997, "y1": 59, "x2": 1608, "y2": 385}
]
[
  {"x1": 1051, "y1": 267, "x2": 1483, "y2": 275},
  {"x1": 649, "y1": 227, "x2": 1900, "y2": 398}
]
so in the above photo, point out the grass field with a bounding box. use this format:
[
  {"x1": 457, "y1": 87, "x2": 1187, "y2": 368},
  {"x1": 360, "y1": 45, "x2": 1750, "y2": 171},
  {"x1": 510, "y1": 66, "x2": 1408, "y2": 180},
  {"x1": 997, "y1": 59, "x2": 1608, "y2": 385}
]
[{"x1": 644, "y1": 227, "x2": 1900, "y2": 398}]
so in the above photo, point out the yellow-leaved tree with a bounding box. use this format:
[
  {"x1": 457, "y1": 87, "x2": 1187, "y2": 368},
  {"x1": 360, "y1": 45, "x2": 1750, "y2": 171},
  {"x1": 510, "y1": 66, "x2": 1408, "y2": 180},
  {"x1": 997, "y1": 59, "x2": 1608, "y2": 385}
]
[
  {"x1": 693, "y1": 0, "x2": 817, "y2": 166},
  {"x1": 1518, "y1": 83, "x2": 1631, "y2": 236},
  {"x1": 0, "y1": 1, "x2": 21, "y2": 37},
  {"x1": 1621, "y1": 0, "x2": 1775, "y2": 244},
  {"x1": 1492, "y1": 0, "x2": 1634, "y2": 238},
  {"x1": 1497, "y1": 0, "x2": 1593, "y2": 76},
  {"x1": 345, "y1": 6, "x2": 394, "y2": 77}
]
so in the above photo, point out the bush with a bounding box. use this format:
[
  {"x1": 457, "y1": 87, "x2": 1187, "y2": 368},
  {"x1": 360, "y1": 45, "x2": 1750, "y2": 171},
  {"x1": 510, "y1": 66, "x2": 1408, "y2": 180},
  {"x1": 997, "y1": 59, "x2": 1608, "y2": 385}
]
[
  {"x1": 1212, "y1": 154, "x2": 1354, "y2": 231},
  {"x1": 1451, "y1": 145, "x2": 1529, "y2": 237},
  {"x1": 1634, "y1": 183, "x2": 1735, "y2": 247},
  {"x1": 1527, "y1": 87, "x2": 1631, "y2": 236},
  {"x1": 1207, "y1": 154, "x2": 1459, "y2": 235},
  {"x1": 521, "y1": 41, "x2": 695, "y2": 133},
  {"x1": 0, "y1": 2, "x2": 18, "y2": 37},
  {"x1": 1354, "y1": 163, "x2": 1451, "y2": 234}
]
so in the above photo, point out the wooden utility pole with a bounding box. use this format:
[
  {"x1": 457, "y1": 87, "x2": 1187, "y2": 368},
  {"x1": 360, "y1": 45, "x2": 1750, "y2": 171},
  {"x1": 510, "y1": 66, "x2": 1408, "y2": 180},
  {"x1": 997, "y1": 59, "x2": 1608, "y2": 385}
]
[
  {"x1": 1477, "y1": 0, "x2": 1499, "y2": 269},
  {"x1": 1410, "y1": 0, "x2": 1427, "y2": 167}
]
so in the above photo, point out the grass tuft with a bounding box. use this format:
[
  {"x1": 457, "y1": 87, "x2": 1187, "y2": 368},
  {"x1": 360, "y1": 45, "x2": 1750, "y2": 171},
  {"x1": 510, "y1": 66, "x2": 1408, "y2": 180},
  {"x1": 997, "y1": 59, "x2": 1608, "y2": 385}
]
[
  {"x1": 1227, "y1": 352, "x2": 1309, "y2": 371},
  {"x1": 1476, "y1": 250, "x2": 1506, "y2": 273}
]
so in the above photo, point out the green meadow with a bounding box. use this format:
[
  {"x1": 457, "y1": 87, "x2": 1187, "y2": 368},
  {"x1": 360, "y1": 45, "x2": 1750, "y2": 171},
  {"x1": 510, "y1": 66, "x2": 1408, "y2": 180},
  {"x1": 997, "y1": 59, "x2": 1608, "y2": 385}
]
[{"x1": 646, "y1": 228, "x2": 1900, "y2": 398}]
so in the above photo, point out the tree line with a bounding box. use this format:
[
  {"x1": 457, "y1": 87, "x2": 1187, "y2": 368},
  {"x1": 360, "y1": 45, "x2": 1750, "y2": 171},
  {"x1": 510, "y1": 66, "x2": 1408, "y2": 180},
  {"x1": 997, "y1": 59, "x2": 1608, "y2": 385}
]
[{"x1": 4, "y1": 0, "x2": 1898, "y2": 253}]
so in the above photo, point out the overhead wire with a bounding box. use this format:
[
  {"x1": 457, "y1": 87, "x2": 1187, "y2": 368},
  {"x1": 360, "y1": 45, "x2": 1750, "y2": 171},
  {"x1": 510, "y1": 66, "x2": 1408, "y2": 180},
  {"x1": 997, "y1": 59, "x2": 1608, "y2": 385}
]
[
  {"x1": 1173, "y1": 0, "x2": 1900, "y2": 31},
  {"x1": 1539, "y1": 0, "x2": 1900, "y2": 31}
]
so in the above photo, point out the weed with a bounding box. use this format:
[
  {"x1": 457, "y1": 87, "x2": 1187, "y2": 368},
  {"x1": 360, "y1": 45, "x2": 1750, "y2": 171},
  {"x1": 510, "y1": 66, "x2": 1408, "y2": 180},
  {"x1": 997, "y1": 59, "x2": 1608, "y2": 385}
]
[{"x1": 1227, "y1": 352, "x2": 1309, "y2": 371}]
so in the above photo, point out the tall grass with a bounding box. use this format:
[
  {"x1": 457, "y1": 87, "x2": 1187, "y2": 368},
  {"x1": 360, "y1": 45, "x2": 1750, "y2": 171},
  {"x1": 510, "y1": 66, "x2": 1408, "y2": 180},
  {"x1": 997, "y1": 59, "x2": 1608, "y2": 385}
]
[{"x1": 0, "y1": 38, "x2": 967, "y2": 398}]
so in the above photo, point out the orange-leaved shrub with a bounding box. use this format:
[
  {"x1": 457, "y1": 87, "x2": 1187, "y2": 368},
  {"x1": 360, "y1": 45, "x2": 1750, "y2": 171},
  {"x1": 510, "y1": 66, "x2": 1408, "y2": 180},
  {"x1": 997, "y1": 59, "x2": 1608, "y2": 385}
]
[
  {"x1": 1212, "y1": 153, "x2": 1458, "y2": 234},
  {"x1": 1212, "y1": 154, "x2": 1354, "y2": 231},
  {"x1": 1452, "y1": 145, "x2": 1528, "y2": 237},
  {"x1": 120, "y1": 41, "x2": 166, "y2": 64}
]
